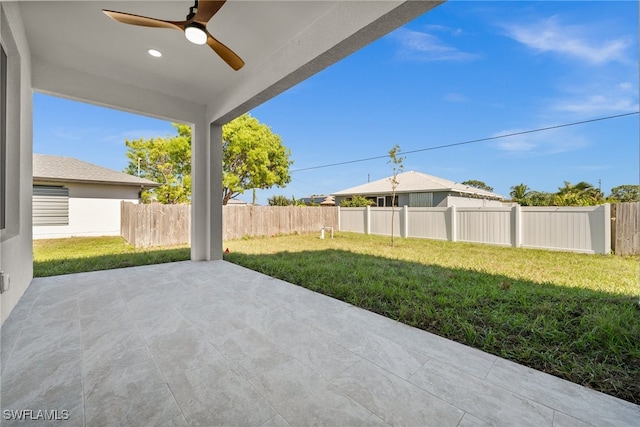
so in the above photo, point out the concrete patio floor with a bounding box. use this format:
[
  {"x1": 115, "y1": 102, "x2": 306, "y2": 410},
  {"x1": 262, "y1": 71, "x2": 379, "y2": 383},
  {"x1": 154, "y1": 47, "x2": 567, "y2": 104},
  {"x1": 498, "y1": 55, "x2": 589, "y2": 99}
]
[{"x1": 1, "y1": 261, "x2": 638, "y2": 426}]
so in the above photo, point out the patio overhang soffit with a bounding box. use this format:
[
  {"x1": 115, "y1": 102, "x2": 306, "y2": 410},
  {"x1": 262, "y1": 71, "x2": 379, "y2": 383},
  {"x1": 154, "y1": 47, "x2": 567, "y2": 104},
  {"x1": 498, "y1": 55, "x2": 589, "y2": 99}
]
[{"x1": 18, "y1": 1, "x2": 443, "y2": 125}]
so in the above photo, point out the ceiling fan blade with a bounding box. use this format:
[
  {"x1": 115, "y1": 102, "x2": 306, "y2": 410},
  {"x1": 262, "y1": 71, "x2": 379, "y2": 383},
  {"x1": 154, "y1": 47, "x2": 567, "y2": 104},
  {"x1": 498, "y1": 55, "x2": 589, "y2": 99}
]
[
  {"x1": 193, "y1": 1, "x2": 227, "y2": 24},
  {"x1": 206, "y1": 32, "x2": 244, "y2": 70},
  {"x1": 103, "y1": 10, "x2": 185, "y2": 30}
]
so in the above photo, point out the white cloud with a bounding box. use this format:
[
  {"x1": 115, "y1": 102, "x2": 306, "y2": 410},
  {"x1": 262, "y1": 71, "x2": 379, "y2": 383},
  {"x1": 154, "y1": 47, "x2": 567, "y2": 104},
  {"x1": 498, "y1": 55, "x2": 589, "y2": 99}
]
[
  {"x1": 51, "y1": 127, "x2": 101, "y2": 141},
  {"x1": 444, "y1": 93, "x2": 468, "y2": 103},
  {"x1": 550, "y1": 80, "x2": 639, "y2": 115},
  {"x1": 424, "y1": 25, "x2": 464, "y2": 37},
  {"x1": 389, "y1": 28, "x2": 479, "y2": 62},
  {"x1": 493, "y1": 127, "x2": 588, "y2": 156},
  {"x1": 502, "y1": 16, "x2": 631, "y2": 65},
  {"x1": 496, "y1": 136, "x2": 537, "y2": 152},
  {"x1": 618, "y1": 82, "x2": 633, "y2": 91},
  {"x1": 570, "y1": 164, "x2": 610, "y2": 172},
  {"x1": 554, "y1": 94, "x2": 639, "y2": 114},
  {"x1": 49, "y1": 126, "x2": 173, "y2": 145}
]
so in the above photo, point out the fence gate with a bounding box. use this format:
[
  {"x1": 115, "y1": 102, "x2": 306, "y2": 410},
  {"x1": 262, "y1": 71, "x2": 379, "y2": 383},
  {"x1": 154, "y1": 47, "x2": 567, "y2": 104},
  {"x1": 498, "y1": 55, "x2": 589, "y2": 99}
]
[{"x1": 612, "y1": 202, "x2": 640, "y2": 255}]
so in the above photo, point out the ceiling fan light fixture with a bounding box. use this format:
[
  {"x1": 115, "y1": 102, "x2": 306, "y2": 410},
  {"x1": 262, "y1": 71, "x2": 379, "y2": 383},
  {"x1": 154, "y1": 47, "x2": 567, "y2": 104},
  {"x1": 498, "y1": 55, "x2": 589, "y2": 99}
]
[{"x1": 185, "y1": 23, "x2": 207, "y2": 45}]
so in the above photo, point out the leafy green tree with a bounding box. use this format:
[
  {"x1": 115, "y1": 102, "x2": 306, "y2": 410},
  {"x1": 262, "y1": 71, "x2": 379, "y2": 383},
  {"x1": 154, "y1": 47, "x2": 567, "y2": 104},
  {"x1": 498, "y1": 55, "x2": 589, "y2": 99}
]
[
  {"x1": 125, "y1": 114, "x2": 292, "y2": 205},
  {"x1": 461, "y1": 180, "x2": 493, "y2": 192},
  {"x1": 267, "y1": 195, "x2": 291, "y2": 206},
  {"x1": 609, "y1": 185, "x2": 640, "y2": 203},
  {"x1": 124, "y1": 124, "x2": 191, "y2": 204},
  {"x1": 525, "y1": 191, "x2": 553, "y2": 206},
  {"x1": 507, "y1": 181, "x2": 638, "y2": 206},
  {"x1": 388, "y1": 144, "x2": 405, "y2": 247},
  {"x1": 223, "y1": 114, "x2": 292, "y2": 205},
  {"x1": 341, "y1": 195, "x2": 375, "y2": 207}
]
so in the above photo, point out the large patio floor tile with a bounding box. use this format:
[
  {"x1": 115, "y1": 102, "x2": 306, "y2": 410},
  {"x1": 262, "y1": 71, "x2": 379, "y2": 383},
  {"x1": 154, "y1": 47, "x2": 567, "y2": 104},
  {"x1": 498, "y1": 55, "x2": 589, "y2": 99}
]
[{"x1": 0, "y1": 260, "x2": 637, "y2": 426}]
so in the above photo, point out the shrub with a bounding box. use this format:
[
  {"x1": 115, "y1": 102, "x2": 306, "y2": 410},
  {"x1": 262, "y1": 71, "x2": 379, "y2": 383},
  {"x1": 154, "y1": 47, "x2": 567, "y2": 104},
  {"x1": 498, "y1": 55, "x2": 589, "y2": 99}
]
[{"x1": 341, "y1": 195, "x2": 375, "y2": 207}]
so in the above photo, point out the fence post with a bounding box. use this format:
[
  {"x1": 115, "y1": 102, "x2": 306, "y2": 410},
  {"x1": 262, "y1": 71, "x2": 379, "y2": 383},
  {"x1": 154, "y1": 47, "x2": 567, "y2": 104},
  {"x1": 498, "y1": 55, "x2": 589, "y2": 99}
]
[
  {"x1": 602, "y1": 203, "x2": 611, "y2": 255},
  {"x1": 337, "y1": 206, "x2": 341, "y2": 231},
  {"x1": 513, "y1": 204, "x2": 522, "y2": 248},
  {"x1": 402, "y1": 206, "x2": 409, "y2": 238},
  {"x1": 365, "y1": 206, "x2": 371, "y2": 235},
  {"x1": 449, "y1": 205, "x2": 457, "y2": 242}
]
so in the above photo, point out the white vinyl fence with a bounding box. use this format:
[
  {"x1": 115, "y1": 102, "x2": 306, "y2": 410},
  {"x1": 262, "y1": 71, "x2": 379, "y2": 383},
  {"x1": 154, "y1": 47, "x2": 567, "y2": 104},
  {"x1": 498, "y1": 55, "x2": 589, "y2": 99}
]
[{"x1": 338, "y1": 205, "x2": 612, "y2": 254}]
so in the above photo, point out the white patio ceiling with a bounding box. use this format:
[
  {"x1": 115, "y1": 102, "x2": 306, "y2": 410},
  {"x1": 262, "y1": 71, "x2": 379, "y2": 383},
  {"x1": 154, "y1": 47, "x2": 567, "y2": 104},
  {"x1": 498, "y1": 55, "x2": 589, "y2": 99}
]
[{"x1": 19, "y1": 0, "x2": 443, "y2": 124}]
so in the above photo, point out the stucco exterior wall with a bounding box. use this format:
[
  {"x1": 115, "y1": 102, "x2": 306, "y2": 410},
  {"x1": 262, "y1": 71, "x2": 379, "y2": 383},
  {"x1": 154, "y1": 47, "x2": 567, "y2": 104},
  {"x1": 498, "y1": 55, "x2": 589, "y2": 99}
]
[
  {"x1": 33, "y1": 182, "x2": 141, "y2": 239},
  {"x1": 0, "y1": 3, "x2": 34, "y2": 324}
]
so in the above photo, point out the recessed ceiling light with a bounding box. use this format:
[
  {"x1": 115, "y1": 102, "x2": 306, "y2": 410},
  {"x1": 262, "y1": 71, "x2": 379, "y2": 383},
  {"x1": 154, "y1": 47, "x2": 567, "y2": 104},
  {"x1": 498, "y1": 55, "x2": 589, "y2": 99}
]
[{"x1": 148, "y1": 49, "x2": 162, "y2": 58}]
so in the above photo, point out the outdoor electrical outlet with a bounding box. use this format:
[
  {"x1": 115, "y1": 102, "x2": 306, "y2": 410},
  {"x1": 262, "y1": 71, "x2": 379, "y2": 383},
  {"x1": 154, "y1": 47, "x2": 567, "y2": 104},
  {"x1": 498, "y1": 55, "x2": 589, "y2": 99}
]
[{"x1": 0, "y1": 271, "x2": 9, "y2": 293}]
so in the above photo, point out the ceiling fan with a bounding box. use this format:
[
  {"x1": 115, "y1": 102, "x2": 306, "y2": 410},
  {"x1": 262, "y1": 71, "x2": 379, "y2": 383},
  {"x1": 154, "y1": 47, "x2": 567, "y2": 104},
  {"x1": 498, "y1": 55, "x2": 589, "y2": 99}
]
[{"x1": 103, "y1": 0, "x2": 244, "y2": 70}]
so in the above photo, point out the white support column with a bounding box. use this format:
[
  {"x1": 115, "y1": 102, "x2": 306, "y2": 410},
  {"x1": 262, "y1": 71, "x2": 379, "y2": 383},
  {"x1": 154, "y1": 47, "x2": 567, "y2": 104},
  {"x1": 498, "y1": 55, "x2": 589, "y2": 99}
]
[
  {"x1": 191, "y1": 117, "x2": 208, "y2": 261},
  {"x1": 191, "y1": 118, "x2": 223, "y2": 261},
  {"x1": 209, "y1": 123, "x2": 223, "y2": 260},
  {"x1": 449, "y1": 205, "x2": 457, "y2": 242}
]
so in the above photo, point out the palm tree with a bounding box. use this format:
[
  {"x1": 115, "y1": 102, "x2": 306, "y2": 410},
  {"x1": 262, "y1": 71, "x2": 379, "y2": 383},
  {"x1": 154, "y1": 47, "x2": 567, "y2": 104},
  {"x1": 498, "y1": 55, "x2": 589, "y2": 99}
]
[
  {"x1": 555, "y1": 181, "x2": 604, "y2": 206},
  {"x1": 509, "y1": 183, "x2": 530, "y2": 204},
  {"x1": 267, "y1": 195, "x2": 291, "y2": 206}
]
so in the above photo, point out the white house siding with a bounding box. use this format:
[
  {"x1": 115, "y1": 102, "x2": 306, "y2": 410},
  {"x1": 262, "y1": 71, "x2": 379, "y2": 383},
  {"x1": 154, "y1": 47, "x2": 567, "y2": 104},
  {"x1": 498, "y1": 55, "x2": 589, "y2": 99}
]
[
  {"x1": 33, "y1": 182, "x2": 140, "y2": 239},
  {"x1": 398, "y1": 193, "x2": 410, "y2": 207}
]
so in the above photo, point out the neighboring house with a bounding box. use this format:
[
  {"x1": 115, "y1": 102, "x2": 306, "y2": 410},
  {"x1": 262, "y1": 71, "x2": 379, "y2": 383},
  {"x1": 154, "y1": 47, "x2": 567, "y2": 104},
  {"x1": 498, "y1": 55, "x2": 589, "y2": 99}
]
[
  {"x1": 333, "y1": 171, "x2": 505, "y2": 207},
  {"x1": 299, "y1": 195, "x2": 335, "y2": 206},
  {"x1": 226, "y1": 199, "x2": 249, "y2": 206},
  {"x1": 33, "y1": 154, "x2": 159, "y2": 239}
]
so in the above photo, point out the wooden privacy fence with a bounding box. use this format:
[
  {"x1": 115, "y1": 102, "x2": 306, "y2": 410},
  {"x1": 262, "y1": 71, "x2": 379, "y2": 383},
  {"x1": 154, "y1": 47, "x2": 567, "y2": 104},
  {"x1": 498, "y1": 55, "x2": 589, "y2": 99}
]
[
  {"x1": 339, "y1": 205, "x2": 615, "y2": 255},
  {"x1": 121, "y1": 202, "x2": 191, "y2": 248},
  {"x1": 223, "y1": 205, "x2": 338, "y2": 241},
  {"x1": 121, "y1": 202, "x2": 338, "y2": 248},
  {"x1": 611, "y1": 202, "x2": 640, "y2": 255},
  {"x1": 121, "y1": 202, "x2": 638, "y2": 254}
]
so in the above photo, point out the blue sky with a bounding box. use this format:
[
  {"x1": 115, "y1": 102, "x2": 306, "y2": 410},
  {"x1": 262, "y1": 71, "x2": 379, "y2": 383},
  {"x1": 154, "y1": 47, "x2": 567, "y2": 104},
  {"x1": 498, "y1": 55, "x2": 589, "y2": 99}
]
[{"x1": 34, "y1": 1, "x2": 639, "y2": 205}]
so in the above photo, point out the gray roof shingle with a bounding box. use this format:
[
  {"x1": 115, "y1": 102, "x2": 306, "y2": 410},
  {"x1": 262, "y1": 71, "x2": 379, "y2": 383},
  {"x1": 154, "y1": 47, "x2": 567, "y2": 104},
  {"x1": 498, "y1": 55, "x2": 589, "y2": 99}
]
[
  {"x1": 333, "y1": 171, "x2": 504, "y2": 199},
  {"x1": 33, "y1": 154, "x2": 160, "y2": 188}
]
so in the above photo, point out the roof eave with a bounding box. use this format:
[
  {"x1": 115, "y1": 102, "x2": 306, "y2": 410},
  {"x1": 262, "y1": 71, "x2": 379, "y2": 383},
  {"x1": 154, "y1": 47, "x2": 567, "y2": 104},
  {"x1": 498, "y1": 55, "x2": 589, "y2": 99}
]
[
  {"x1": 33, "y1": 177, "x2": 161, "y2": 188},
  {"x1": 334, "y1": 188, "x2": 504, "y2": 200}
]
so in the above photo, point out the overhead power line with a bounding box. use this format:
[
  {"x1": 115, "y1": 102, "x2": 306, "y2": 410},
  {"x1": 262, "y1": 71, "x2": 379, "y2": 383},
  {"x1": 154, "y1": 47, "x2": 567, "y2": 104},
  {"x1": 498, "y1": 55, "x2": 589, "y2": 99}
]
[{"x1": 291, "y1": 111, "x2": 639, "y2": 173}]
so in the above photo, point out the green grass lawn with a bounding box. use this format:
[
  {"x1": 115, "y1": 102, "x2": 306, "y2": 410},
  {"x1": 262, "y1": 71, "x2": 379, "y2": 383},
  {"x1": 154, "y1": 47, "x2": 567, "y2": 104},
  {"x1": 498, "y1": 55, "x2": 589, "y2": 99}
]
[
  {"x1": 223, "y1": 232, "x2": 640, "y2": 404},
  {"x1": 33, "y1": 236, "x2": 190, "y2": 277}
]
